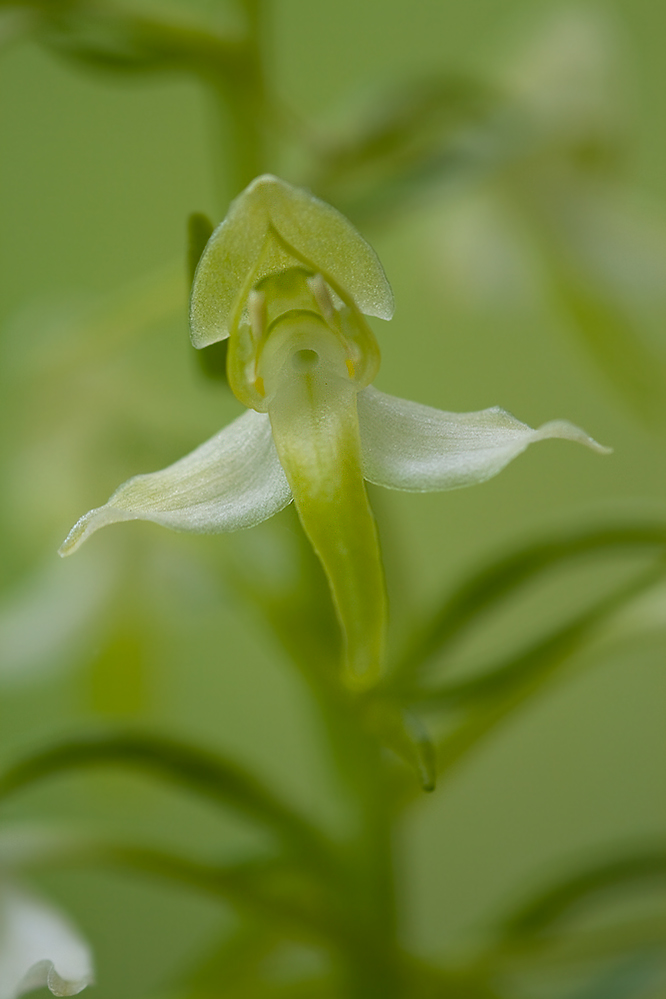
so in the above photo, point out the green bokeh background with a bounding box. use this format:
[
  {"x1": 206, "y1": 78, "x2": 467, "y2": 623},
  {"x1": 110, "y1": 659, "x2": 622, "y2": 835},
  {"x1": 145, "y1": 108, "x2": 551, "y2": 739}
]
[{"x1": 0, "y1": 0, "x2": 664, "y2": 994}]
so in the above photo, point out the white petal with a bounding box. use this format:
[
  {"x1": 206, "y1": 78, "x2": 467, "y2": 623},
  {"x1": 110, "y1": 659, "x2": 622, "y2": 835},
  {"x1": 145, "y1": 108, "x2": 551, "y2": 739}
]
[
  {"x1": 358, "y1": 385, "x2": 610, "y2": 491},
  {"x1": 0, "y1": 887, "x2": 93, "y2": 998},
  {"x1": 59, "y1": 409, "x2": 292, "y2": 556}
]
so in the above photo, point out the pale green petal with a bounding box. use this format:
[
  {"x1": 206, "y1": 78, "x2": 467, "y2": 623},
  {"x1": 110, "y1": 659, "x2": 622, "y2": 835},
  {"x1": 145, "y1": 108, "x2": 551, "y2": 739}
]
[
  {"x1": 0, "y1": 887, "x2": 93, "y2": 998},
  {"x1": 358, "y1": 385, "x2": 610, "y2": 491},
  {"x1": 190, "y1": 175, "x2": 394, "y2": 348},
  {"x1": 59, "y1": 410, "x2": 292, "y2": 556}
]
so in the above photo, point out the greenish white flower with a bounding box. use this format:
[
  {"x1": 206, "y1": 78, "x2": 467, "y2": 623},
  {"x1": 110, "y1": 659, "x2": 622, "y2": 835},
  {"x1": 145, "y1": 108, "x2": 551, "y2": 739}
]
[
  {"x1": 60, "y1": 175, "x2": 608, "y2": 685},
  {"x1": 0, "y1": 886, "x2": 93, "y2": 998}
]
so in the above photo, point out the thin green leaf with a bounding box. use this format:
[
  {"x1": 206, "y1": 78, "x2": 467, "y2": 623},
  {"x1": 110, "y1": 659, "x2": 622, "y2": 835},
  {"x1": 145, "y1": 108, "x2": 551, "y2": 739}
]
[
  {"x1": 476, "y1": 853, "x2": 666, "y2": 998},
  {"x1": 432, "y1": 562, "x2": 666, "y2": 778},
  {"x1": 391, "y1": 522, "x2": 666, "y2": 688},
  {"x1": 551, "y1": 264, "x2": 666, "y2": 425},
  {"x1": 40, "y1": 840, "x2": 345, "y2": 949},
  {"x1": 0, "y1": 731, "x2": 334, "y2": 872},
  {"x1": 402, "y1": 711, "x2": 437, "y2": 793},
  {"x1": 461, "y1": 847, "x2": 666, "y2": 999},
  {"x1": 500, "y1": 851, "x2": 666, "y2": 940},
  {"x1": 364, "y1": 702, "x2": 436, "y2": 792},
  {"x1": 98, "y1": 847, "x2": 341, "y2": 944},
  {"x1": 484, "y1": 918, "x2": 666, "y2": 971},
  {"x1": 416, "y1": 573, "x2": 661, "y2": 707},
  {"x1": 33, "y1": 2, "x2": 242, "y2": 79}
]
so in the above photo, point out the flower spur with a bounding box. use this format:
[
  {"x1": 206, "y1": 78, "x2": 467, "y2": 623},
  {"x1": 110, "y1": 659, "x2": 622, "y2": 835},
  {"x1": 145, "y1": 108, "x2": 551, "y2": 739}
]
[{"x1": 59, "y1": 175, "x2": 609, "y2": 686}]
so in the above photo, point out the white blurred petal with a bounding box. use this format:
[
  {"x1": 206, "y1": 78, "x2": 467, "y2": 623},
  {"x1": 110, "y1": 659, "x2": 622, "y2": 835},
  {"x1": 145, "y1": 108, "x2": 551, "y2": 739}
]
[
  {"x1": 552, "y1": 183, "x2": 666, "y2": 307},
  {"x1": 0, "y1": 549, "x2": 115, "y2": 682},
  {"x1": 434, "y1": 194, "x2": 544, "y2": 310},
  {"x1": 0, "y1": 888, "x2": 93, "y2": 998},
  {"x1": 59, "y1": 408, "x2": 292, "y2": 556},
  {"x1": 358, "y1": 385, "x2": 609, "y2": 492},
  {"x1": 506, "y1": 8, "x2": 619, "y2": 139}
]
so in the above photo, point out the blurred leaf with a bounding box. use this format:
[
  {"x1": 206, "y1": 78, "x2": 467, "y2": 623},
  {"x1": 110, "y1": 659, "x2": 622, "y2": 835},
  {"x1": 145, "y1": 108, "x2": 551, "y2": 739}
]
[
  {"x1": 500, "y1": 851, "x2": 666, "y2": 940},
  {"x1": 2, "y1": 260, "x2": 186, "y2": 382},
  {"x1": 415, "y1": 561, "x2": 664, "y2": 707},
  {"x1": 479, "y1": 851, "x2": 666, "y2": 999},
  {"x1": 182, "y1": 920, "x2": 282, "y2": 996},
  {"x1": 571, "y1": 950, "x2": 666, "y2": 999},
  {"x1": 24, "y1": 840, "x2": 345, "y2": 953},
  {"x1": 431, "y1": 560, "x2": 666, "y2": 778},
  {"x1": 181, "y1": 922, "x2": 334, "y2": 999},
  {"x1": 188, "y1": 212, "x2": 230, "y2": 383},
  {"x1": 0, "y1": 731, "x2": 334, "y2": 872},
  {"x1": 226, "y1": 505, "x2": 342, "y2": 687},
  {"x1": 188, "y1": 212, "x2": 215, "y2": 285},
  {"x1": 489, "y1": 939, "x2": 666, "y2": 999},
  {"x1": 308, "y1": 74, "x2": 500, "y2": 224},
  {"x1": 365, "y1": 702, "x2": 436, "y2": 792},
  {"x1": 27, "y1": 0, "x2": 242, "y2": 79},
  {"x1": 391, "y1": 522, "x2": 666, "y2": 687},
  {"x1": 91, "y1": 847, "x2": 343, "y2": 945},
  {"x1": 549, "y1": 257, "x2": 666, "y2": 425}
]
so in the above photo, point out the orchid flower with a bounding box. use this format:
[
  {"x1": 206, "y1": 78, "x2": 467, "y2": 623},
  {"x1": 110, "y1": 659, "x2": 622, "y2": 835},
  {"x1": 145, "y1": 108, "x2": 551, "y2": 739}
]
[
  {"x1": 0, "y1": 885, "x2": 93, "y2": 998},
  {"x1": 59, "y1": 176, "x2": 608, "y2": 685}
]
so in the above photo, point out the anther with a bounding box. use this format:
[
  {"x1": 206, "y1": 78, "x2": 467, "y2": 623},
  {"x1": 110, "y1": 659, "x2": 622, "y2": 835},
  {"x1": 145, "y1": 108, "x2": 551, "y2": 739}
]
[
  {"x1": 308, "y1": 273, "x2": 335, "y2": 321},
  {"x1": 248, "y1": 289, "x2": 266, "y2": 342}
]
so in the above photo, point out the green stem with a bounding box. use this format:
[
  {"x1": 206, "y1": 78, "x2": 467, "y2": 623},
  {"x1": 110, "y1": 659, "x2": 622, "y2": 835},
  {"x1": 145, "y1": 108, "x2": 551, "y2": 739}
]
[
  {"x1": 208, "y1": 0, "x2": 268, "y2": 203},
  {"x1": 308, "y1": 687, "x2": 403, "y2": 998},
  {"x1": 199, "y1": 4, "x2": 402, "y2": 989}
]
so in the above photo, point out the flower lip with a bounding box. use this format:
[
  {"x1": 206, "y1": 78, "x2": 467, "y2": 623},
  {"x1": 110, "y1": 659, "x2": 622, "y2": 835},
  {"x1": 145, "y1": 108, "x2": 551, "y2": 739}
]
[
  {"x1": 258, "y1": 311, "x2": 351, "y2": 404},
  {"x1": 292, "y1": 348, "x2": 319, "y2": 372}
]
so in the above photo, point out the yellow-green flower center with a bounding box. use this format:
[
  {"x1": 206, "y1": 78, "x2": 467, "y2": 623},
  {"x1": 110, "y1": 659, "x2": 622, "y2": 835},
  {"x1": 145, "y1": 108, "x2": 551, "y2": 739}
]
[{"x1": 227, "y1": 266, "x2": 380, "y2": 413}]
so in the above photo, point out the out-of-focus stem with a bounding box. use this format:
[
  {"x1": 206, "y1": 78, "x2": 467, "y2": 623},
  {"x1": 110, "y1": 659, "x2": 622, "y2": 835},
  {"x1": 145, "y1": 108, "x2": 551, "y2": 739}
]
[
  {"x1": 208, "y1": 0, "x2": 268, "y2": 204},
  {"x1": 203, "y1": 4, "x2": 402, "y2": 989},
  {"x1": 307, "y1": 686, "x2": 403, "y2": 998}
]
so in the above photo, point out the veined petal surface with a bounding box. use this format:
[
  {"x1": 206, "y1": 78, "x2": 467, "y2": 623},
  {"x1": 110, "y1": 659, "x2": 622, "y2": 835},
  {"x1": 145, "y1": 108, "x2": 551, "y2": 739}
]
[
  {"x1": 190, "y1": 175, "x2": 394, "y2": 347},
  {"x1": 358, "y1": 385, "x2": 609, "y2": 491},
  {"x1": 0, "y1": 888, "x2": 93, "y2": 998},
  {"x1": 59, "y1": 410, "x2": 292, "y2": 556}
]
